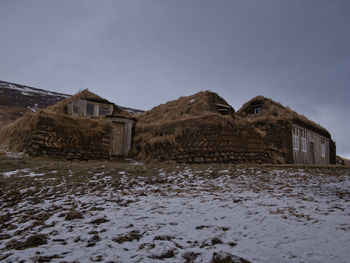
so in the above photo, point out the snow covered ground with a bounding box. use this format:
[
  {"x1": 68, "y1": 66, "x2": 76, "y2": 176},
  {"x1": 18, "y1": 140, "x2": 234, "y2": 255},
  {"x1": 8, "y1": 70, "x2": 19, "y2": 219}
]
[{"x1": 0, "y1": 160, "x2": 349, "y2": 262}]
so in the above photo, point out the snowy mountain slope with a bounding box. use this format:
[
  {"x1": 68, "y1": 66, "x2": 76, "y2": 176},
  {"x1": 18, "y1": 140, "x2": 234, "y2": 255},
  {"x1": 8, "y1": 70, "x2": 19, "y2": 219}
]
[
  {"x1": 0, "y1": 80, "x2": 70, "y2": 126},
  {"x1": 0, "y1": 80, "x2": 70, "y2": 109},
  {"x1": 118, "y1": 105, "x2": 144, "y2": 115}
]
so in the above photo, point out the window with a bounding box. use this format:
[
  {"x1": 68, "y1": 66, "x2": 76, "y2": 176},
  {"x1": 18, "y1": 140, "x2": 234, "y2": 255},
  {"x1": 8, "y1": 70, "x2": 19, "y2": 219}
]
[
  {"x1": 73, "y1": 105, "x2": 79, "y2": 114},
  {"x1": 321, "y1": 144, "x2": 326, "y2": 157},
  {"x1": 301, "y1": 137, "x2": 307, "y2": 152},
  {"x1": 86, "y1": 103, "x2": 95, "y2": 116},
  {"x1": 293, "y1": 135, "x2": 299, "y2": 150},
  {"x1": 254, "y1": 106, "x2": 262, "y2": 114},
  {"x1": 99, "y1": 105, "x2": 111, "y2": 116}
]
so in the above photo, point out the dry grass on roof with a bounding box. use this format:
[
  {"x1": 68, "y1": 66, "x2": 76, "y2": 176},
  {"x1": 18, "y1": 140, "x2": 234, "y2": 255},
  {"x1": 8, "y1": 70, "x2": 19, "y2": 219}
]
[
  {"x1": 0, "y1": 110, "x2": 110, "y2": 152},
  {"x1": 137, "y1": 91, "x2": 235, "y2": 124},
  {"x1": 46, "y1": 89, "x2": 112, "y2": 114},
  {"x1": 237, "y1": 96, "x2": 330, "y2": 138},
  {"x1": 131, "y1": 91, "x2": 245, "y2": 159},
  {"x1": 111, "y1": 108, "x2": 134, "y2": 119},
  {"x1": 137, "y1": 112, "x2": 239, "y2": 138},
  {"x1": 46, "y1": 89, "x2": 133, "y2": 119}
]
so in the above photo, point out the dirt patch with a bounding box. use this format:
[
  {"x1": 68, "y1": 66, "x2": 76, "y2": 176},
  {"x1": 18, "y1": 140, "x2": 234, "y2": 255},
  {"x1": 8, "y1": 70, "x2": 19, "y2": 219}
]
[
  {"x1": 211, "y1": 237, "x2": 223, "y2": 245},
  {"x1": 6, "y1": 234, "x2": 47, "y2": 250},
  {"x1": 113, "y1": 230, "x2": 142, "y2": 244},
  {"x1": 65, "y1": 210, "x2": 84, "y2": 220},
  {"x1": 212, "y1": 251, "x2": 251, "y2": 263},
  {"x1": 153, "y1": 235, "x2": 173, "y2": 241},
  {"x1": 183, "y1": 251, "x2": 201, "y2": 263},
  {"x1": 148, "y1": 249, "x2": 175, "y2": 259},
  {"x1": 89, "y1": 218, "x2": 109, "y2": 225}
]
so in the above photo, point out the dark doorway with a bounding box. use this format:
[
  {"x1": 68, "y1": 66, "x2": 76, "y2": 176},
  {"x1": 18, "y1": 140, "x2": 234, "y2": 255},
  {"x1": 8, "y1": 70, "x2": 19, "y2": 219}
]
[{"x1": 309, "y1": 142, "x2": 315, "y2": 164}]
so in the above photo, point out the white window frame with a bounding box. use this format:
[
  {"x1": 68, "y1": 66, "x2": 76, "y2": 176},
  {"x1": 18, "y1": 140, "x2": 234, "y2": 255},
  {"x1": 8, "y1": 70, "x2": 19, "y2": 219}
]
[
  {"x1": 254, "y1": 107, "x2": 261, "y2": 114},
  {"x1": 301, "y1": 137, "x2": 307, "y2": 152},
  {"x1": 293, "y1": 135, "x2": 299, "y2": 151},
  {"x1": 321, "y1": 144, "x2": 326, "y2": 158}
]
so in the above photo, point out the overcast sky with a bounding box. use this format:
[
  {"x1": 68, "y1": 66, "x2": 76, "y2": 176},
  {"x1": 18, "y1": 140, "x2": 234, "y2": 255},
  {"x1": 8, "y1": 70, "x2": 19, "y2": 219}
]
[{"x1": 0, "y1": 0, "x2": 349, "y2": 158}]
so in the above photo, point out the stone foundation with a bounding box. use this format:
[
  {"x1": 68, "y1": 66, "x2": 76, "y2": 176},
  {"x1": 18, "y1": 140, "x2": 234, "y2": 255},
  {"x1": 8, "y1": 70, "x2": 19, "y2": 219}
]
[{"x1": 142, "y1": 128, "x2": 290, "y2": 164}]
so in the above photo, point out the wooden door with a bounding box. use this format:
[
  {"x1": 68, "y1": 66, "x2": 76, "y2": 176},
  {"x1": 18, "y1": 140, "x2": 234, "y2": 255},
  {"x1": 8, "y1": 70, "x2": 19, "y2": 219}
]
[
  {"x1": 111, "y1": 123, "x2": 125, "y2": 156},
  {"x1": 309, "y1": 142, "x2": 315, "y2": 164}
]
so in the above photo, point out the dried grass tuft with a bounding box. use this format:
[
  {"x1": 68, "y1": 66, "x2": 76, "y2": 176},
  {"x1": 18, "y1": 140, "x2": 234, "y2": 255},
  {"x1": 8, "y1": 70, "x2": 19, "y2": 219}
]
[
  {"x1": 0, "y1": 110, "x2": 110, "y2": 152},
  {"x1": 6, "y1": 234, "x2": 47, "y2": 250}
]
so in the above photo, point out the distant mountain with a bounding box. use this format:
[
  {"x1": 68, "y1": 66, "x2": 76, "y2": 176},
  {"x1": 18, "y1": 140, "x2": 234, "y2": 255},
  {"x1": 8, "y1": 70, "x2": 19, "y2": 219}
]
[
  {"x1": 118, "y1": 105, "x2": 144, "y2": 115},
  {"x1": 343, "y1": 157, "x2": 350, "y2": 165},
  {"x1": 0, "y1": 80, "x2": 70, "y2": 126},
  {"x1": 0, "y1": 80, "x2": 143, "y2": 126}
]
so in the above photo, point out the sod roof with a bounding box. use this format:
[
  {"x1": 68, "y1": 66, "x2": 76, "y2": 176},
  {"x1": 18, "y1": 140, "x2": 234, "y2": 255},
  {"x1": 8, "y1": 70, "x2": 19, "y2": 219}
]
[
  {"x1": 46, "y1": 89, "x2": 133, "y2": 119},
  {"x1": 137, "y1": 90, "x2": 236, "y2": 124},
  {"x1": 131, "y1": 91, "x2": 242, "y2": 159},
  {"x1": 237, "y1": 95, "x2": 331, "y2": 138},
  {"x1": 0, "y1": 89, "x2": 134, "y2": 153}
]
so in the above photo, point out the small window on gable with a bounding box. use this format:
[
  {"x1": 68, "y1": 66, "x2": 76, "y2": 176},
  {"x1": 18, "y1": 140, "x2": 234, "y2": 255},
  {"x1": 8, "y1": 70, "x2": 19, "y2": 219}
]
[
  {"x1": 293, "y1": 135, "x2": 299, "y2": 150},
  {"x1": 254, "y1": 106, "x2": 262, "y2": 114},
  {"x1": 301, "y1": 137, "x2": 307, "y2": 152},
  {"x1": 321, "y1": 144, "x2": 326, "y2": 157},
  {"x1": 86, "y1": 103, "x2": 95, "y2": 116},
  {"x1": 99, "y1": 105, "x2": 111, "y2": 116}
]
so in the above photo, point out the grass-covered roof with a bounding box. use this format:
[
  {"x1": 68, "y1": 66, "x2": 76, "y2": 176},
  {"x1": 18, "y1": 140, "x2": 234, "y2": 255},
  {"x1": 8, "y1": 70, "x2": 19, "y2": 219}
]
[{"x1": 237, "y1": 95, "x2": 331, "y2": 138}]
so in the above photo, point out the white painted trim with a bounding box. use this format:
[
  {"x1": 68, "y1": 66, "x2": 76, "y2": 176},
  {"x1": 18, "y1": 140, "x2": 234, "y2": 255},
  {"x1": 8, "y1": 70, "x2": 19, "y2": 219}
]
[
  {"x1": 293, "y1": 135, "x2": 299, "y2": 150},
  {"x1": 301, "y1": 137, "x2": 307, "y2": 152},
  {"x1": 292, "y1": 124, "x2": 329, "y2": 143}
]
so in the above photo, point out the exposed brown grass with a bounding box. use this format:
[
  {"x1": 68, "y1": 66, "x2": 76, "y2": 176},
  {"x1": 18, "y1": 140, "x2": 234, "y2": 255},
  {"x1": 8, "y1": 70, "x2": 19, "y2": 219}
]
[
  {"x1": 113, "y1": 230, "x2": 142, "y2": 243},
  {"x1": 65, "y1": 210, "x2": 84, "y2": 221},
  {"x1": 46, "y1": 89, "x2": 111, "y2": 114},
  {"x1": 0, "y1": 105, "x2": 28, "y2": 127},
  {"x1": 0, "y1": 111, "x2": 39, "y2": 152},
  {"x1": 0, "y1": 110, "x2": 110, "y2": 152},
  {"x1": 6, "y1": 234, "x2": 47, "y2": 250},
  {"x1": 137, "y1": 91, "x2": 235, "y2": 124}
]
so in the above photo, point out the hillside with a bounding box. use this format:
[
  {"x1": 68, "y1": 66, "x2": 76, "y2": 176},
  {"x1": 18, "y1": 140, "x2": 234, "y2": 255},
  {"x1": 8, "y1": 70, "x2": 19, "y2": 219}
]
[{"x1": 0, "y1": 80, "x2": 70, "y2": 126}]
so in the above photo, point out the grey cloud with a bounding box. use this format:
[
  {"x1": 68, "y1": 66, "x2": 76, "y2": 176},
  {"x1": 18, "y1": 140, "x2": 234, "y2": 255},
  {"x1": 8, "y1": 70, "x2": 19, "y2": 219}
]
[{"x1": 0, "y1": 0, "x2": 349, "y2": 157}]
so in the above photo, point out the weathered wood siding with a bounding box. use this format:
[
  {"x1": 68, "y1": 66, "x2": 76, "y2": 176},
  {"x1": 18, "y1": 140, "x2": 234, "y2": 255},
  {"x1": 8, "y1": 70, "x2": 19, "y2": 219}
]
[
  {"x1": 110, "y1": 118, "x2": 134, "y2": 156},
  {"x1": 68, "y1": 99, "x2": 113, "y2": 117},
  {"x1": 292, "y1": 124, "x2": 329, "y2": 164},
  {"x1": 67, "y1": 100, "x2": 134, "y2": 157}
]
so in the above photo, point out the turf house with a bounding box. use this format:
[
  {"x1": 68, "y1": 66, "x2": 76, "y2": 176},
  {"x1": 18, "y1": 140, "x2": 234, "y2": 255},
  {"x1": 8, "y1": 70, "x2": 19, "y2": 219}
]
[
  {"x1": 132, "y1": 92, "x2": 335, "y2": 164},
  {"x1": 0, "y1": 89, "x2": 335, "y2": 164},
  {"x1": 237, "y1": 96, "x2": 336, "y2": 164},
  {"x1": 0, "y1": 90, "x2": 135, "y2": 160}
]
